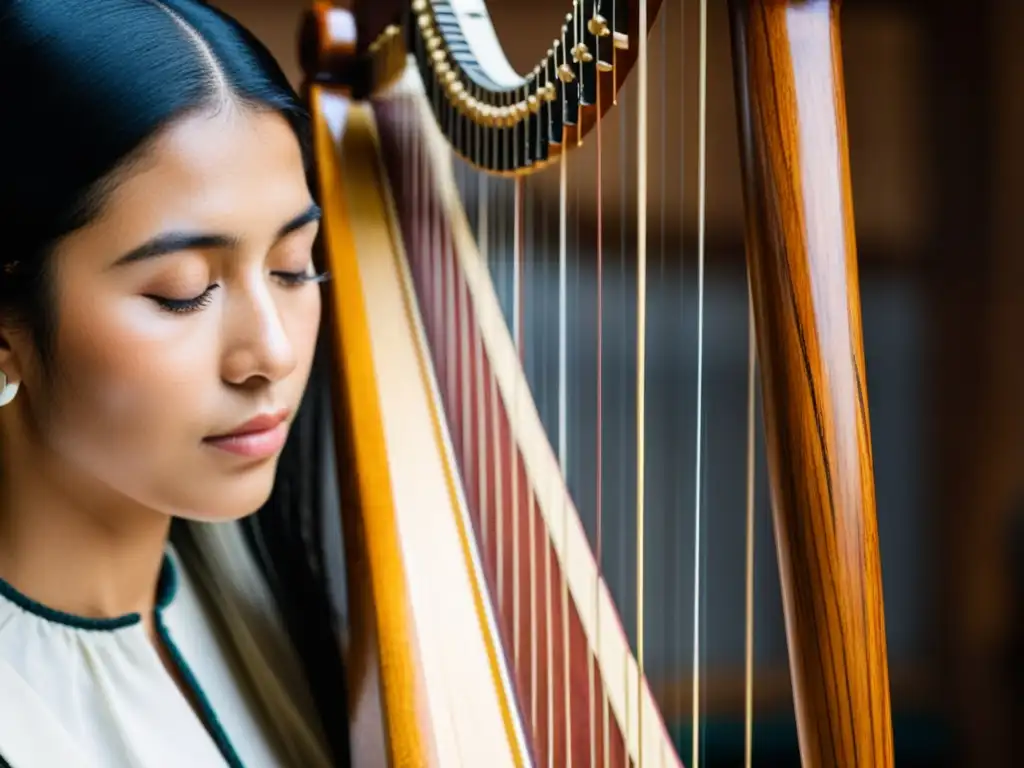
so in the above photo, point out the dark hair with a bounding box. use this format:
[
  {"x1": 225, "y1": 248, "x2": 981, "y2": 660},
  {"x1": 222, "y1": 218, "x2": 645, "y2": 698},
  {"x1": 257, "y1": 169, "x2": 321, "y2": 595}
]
[{"x1": 0, "y1": 1, "x2": 350, "y2": 765}]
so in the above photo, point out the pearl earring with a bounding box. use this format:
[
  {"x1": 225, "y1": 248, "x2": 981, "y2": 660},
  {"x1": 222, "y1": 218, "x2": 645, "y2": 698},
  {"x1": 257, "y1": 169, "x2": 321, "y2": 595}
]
[{"x1": 0, "y1": 370, "x2": 20, "y2": 407}]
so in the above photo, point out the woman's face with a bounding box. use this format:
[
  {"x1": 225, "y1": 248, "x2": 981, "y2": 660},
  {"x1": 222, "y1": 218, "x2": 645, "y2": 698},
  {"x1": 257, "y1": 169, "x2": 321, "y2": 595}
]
[{"x1": 7, "y1": 107, "x2": 322, "y2": 521}]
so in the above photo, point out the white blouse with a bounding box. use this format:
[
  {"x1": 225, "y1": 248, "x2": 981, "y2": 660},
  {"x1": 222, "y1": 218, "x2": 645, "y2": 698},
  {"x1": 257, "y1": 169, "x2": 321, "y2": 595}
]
[{"x1": 0, "y1": 544, "x2": 315, "y2": 768}]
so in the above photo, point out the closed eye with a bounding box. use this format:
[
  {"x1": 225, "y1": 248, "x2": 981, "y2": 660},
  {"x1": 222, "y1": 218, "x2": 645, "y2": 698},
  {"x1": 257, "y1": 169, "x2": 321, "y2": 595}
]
[
  {"x1": 145, "y1": 284, "x2": 219, "y2": 314},
  {"x1": 145, "y1": 271, "x2": 330, "y2": 315},
  {"x1": 272, "y1": 270, "x2": 331, "y2": 287}
]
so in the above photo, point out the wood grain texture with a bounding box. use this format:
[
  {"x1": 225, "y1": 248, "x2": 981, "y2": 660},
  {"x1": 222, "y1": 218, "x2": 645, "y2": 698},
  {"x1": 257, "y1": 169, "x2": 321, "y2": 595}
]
[
  {"x1": 727, "y1": 1, "x2": 895, "y2": 766},
  {"x1": 310, "y1": 85, "x2": 438, "y2": 768}
]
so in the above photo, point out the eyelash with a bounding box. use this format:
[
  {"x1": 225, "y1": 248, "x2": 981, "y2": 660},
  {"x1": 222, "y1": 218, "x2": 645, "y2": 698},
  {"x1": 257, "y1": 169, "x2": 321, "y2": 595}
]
[{"x1": 148, "y1": 270, "x2": 331, "y2": 314}]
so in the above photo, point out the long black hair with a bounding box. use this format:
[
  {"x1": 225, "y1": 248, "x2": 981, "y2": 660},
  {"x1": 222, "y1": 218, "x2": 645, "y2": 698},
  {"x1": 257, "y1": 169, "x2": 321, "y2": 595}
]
[{"x1": 0, "y1": 1, "x2": 350, "y2": 764}]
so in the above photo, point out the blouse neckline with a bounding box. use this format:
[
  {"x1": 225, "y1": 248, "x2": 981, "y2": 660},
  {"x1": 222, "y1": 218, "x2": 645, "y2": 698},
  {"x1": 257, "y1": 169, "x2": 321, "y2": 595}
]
[{"x1": 0, "y1": 554, "x2": 178, "y2": 632}]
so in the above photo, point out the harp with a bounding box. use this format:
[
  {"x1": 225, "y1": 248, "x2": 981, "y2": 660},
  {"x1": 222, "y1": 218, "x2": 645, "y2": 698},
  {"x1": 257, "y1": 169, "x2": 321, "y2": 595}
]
[{"x1": 301, "y1": 0, "x2": 893, "y2": 765}]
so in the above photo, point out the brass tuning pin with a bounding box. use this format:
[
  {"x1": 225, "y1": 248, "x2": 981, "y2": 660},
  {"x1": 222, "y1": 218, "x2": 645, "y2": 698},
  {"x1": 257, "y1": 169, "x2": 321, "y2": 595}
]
[
  {"x1": 555, "y1": 37, "x2": 574, "y2": 83},
  {"x1": 528, "y1": 65, "x2": 542, "y2": 113},
  {"x1": 588, "y1": 14, "x2": 610, "y2": 37},
  {"x1": 594, "y1": 12, "x2": 613, "y2": 73},
  {"x1": 571, "y1": 43, "x2": 592, "y2": 64}
]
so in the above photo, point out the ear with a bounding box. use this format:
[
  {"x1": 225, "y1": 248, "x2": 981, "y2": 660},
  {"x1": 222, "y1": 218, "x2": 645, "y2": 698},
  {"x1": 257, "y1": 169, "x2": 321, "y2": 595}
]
[{"x1": 0, "y1": 320, "x2": 28, "y2": 387}]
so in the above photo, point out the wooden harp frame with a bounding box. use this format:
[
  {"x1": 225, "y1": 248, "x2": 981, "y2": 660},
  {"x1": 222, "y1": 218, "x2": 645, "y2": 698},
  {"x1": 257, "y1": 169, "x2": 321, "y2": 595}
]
[{"x1": 300, "y1": 0, "x2": 895, "y2": 765}]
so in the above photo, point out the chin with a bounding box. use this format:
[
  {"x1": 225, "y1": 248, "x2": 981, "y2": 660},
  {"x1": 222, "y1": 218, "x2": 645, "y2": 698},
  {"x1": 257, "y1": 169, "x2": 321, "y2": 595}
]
[{"x1": 173, "y1": 460, "x2": 281, "y2": 523}]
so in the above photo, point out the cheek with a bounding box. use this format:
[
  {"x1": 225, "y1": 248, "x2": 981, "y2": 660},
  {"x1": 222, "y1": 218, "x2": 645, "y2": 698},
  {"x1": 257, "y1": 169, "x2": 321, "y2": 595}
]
[
  {"x1": 45, "y1": 298, "x2": 215, "y2": 499},
  {"x1": 288, "y1": 288, "x2": 322, "y2": 376},
  {"x1": 40, "y1": 286, "x2": 323, "y2": 519}
]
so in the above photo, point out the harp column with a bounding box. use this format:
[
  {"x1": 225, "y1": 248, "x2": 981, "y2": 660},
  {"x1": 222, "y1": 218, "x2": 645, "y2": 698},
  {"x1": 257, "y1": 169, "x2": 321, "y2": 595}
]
[{"x1": 728, "y1": 2, "x2": 895, "y2": 766}]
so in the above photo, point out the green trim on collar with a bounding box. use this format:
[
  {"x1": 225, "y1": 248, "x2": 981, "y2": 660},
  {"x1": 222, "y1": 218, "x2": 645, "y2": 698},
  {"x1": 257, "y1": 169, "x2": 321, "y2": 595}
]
[
  {"x1": 155, "y1": 553, "x2": 179, "y2": 611},
  {"x1": 156, "y1": 615, "x2": 245, "y2": 768},
  {"x1": 0, "y1": 551, "x2": 245, "y2": 766},
  {"x1": 0, "y1": 554, "x2": 177, "y2": 631}
]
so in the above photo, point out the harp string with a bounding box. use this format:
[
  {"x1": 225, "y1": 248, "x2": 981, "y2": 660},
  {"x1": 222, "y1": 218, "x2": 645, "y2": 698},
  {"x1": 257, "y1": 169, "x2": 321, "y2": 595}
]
[
  {"x1": 744, "y1": 280, "x2": 758, "y2": 768},
  {"x1": 591, "y1": 3, "x2": 608, "y2": 764},
  {"x1": 445, "y1": 141, "x2": 457, "y2": 485},
  {"x1": 527, "y1": 173, "x2": 540, "y2": 745},
  {"x1": 539, "y1": 151, "x2": 552, "y2": 757},
  {"x1": 676, "y1": 0, "x2": 688, "y2": 738},
  {"x1": 457, "y1": 103, "x2": 471, "y2": 542},
  {"x1": 617, "y1": 54, "x2": 629, "y2": 765},
  {"x1": 512, "y1": 80, "x2": 523, "y2": 681},
  {"x1": 657, "y1": 12, "x2": 668, "y2": 765},
  {"x1": 513, "y1": 174, "x2": 522, "y2": 675},
  {"x1": 433, "y1": 82, "x2": 444, "y2": 422},
  {"x1": 476, "y1": 171, "x2": 490, "y2": 570},
  {"x1": 494, "y1": 127, "x2": 505, "y2": 618},
  {"x1": 572, "y1": 102, "x2": 583, "y2": 764},
  {"x1": 634, "y1": 0, "x2": 648, "y2": 765},
  {"x1": 612, "y1": 0, "x2": 618, "y2": 106},
  {"x1": 545, "y1": 158, "x2": 556, "y2": 768},
  {"x1": 577, "y1": 5, "x2": 585, "y2": 149},
  {"x1": 557, "y1": 115, "x2": 572, "y2": 768},
  {"x1": 691, "y1": 0, "x2": 709, "y2": 765}
]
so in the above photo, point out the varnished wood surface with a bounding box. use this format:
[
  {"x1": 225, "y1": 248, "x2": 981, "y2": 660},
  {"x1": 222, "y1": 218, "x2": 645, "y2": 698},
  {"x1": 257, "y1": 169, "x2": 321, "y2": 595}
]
[
  {"x1": 299, "y1": 3, "x2": 359, "y2": 88},
  {"x1": 728, "y1": 1, "x2": 894, "y2": 766},
  {"x1": 311, "y1": 85, "x2": 439, "y2": 766}
]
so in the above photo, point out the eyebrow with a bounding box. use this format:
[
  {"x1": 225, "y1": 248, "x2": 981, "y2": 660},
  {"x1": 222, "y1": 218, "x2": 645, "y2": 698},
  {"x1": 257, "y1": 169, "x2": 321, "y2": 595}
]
[{"x1": 112, "y1": 202, "x2": 322, "y2": 267}]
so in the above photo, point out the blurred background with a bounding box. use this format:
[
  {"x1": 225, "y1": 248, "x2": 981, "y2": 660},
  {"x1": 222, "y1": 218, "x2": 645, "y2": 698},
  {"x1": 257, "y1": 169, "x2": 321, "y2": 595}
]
[{"x1": 213, "y1": 1, "x2": 1024, "y2": 764}]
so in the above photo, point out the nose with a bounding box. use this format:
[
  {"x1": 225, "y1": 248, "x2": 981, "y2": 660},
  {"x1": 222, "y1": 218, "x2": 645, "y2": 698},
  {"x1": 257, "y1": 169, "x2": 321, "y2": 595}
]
[{"x1": 220, "y1": 279, "x2": 298, "y2": 387}]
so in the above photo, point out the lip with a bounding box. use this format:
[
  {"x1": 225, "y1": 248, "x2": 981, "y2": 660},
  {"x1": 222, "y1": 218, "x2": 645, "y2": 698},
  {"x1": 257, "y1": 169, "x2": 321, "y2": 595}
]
[{"x1": 204, "y1": 409, "x2": 291, "y2": 459}]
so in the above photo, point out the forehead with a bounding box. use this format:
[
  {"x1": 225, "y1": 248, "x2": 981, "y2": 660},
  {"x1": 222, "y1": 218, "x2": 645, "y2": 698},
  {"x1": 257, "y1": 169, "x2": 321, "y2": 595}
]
[{"x1": 97, "y1": 107, "x2": 309, "y2": 236}]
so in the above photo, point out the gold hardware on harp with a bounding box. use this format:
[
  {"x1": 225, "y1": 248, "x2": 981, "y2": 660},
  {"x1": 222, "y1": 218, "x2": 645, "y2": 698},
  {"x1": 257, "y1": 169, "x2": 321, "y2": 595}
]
[
  {"x1": 571, "y1": 43, "x2": 593, "y2": 64},
  {"x1": 588, "y1": 15, "x2": 610, "y2": 37}
]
